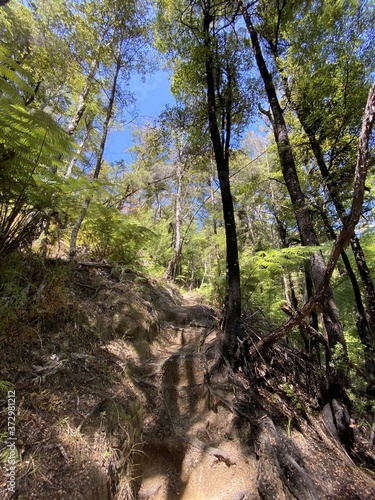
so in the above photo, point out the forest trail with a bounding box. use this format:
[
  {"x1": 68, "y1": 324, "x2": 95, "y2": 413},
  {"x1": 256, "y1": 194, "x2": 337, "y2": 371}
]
[
  {"x1": 136, "y1": 291, "x2": 259, "y2": 499},
  {"x1": 2, "y1": 267, "x2": 375, "y2": 500}
]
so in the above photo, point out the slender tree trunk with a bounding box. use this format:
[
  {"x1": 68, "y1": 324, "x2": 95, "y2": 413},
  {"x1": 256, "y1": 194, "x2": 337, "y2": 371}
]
[
  {"x1": 65, "y1": 117, "x2": 93, "y2": 178},
  {"x1": 203, "y1": 6, "x2": 241, "y2": 363},
  {"x1": 189, "y1": 255, "x2": 195, "y2": 290},
  {"x1": 350, "y1": 236, "x2": 375, "y2": 334},
  {"x1": 164, "y1": 161, "x2": 183, "y2": 280},
  {"x1": 245, "y1": 211, "x2": 256, "y2": 255},
  {"x1": 69, "y1": 56, "x2": 121, "y2": 259},
  {"x1": 281, "y1": 68, "x2": 375, "y2": 344},
  {"x1": 240, "y1": 4, "x2": 345, "y2": 352},
  {"x1": 66, "y1": 58, "x2": 99, "y2": 136},
  {"x1": 209, "y1": 170, "x2": 218, "y2": 235},
  {"x1": 209, "y1": 172, "x2": 222, "y2": 277}
]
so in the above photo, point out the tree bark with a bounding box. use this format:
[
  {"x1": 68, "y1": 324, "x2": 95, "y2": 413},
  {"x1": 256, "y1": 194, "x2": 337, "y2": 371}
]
[
  {"x1": 203, "y1": 4, "x2": 241, "y2": 364},
  {"x1": 164, "y1": 160, "x2": 183, "y2": 281},
  {"x1": 240, "y1": 2, "x2": 345, "y2": 351},
  {"x1": 69, "y1": 55, "x2": 121, "y2": 259}
]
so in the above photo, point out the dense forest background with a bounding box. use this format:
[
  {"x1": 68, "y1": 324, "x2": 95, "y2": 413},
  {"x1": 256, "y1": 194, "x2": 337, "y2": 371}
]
[{"x1": 1, "y1": 0, "x2": 375, "y2": 464}]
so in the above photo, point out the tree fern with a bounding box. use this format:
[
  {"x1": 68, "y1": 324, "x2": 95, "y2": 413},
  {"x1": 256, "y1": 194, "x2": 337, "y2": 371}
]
[
  {"x1": 241, "y1": 245, "x2": 324, "y2": 321},
  {"x1": 0, "y1": 42, "x2": 35, "y2": 101},
  {"x1": 0, "y1": 40, "x2": 76, "y2": 255},
  {"x1": 78, "y1": 201, "x2": 154, "y2": 265},
  {"x1": 242, "y1": 245, "x2": 324, "y2": 277}
]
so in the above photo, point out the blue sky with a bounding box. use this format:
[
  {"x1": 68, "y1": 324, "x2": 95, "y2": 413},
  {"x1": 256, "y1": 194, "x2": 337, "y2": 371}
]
[{"x1": 105, "y1": 70, "x2": 175, "y2": 164}]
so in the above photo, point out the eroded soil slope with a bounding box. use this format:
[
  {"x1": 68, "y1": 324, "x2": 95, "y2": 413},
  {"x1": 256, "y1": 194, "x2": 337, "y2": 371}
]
[{"x1": 1, "y1": 261, "x2": 375, "y2": 499}]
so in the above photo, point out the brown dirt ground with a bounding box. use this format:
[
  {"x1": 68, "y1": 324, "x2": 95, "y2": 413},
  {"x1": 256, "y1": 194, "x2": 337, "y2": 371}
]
[{"x1": 1, "y1": 263, "x2": 375, "y2": 499}]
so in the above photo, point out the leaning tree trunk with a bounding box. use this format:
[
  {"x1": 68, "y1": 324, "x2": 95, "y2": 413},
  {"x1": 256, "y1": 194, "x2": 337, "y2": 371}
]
[
  {"x1": 240, "y1": 4, "x2": 346, "y2": 354},
  {"x1": 203, "y1": 7, "x2": 241, "y2": 364},
  {"x1": 280, "y1": 67, "x2": 375, "y2": 351},
  {"x1": 69, "y1": 56, "x2": 121, "y2": 260}
]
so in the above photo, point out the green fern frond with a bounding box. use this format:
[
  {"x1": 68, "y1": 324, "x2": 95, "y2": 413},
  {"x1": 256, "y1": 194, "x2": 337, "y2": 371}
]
[
  {"x1": 0, "y1": 65, "x2": 34, "y2": 96},
  {"x1": 0, "y1": 78, "x2": 25, "y2": 103},
  {"x1": 0, "y1": 40, "x2": 78, "y2": 255},
  {"x1": 242, "y1": 245, "x2": 322, "y2": 277}
]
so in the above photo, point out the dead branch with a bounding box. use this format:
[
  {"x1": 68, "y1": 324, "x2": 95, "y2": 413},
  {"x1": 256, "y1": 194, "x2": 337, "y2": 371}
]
[
  {"x1": 77, "y1": 261, "x2": 113, "y2": 269},
  {"x1": 280, "y1": 303, "x2": 329, "y2": 348},
  {"x1": 252, "y1": 82, "x2": 375, "y2": 356}
]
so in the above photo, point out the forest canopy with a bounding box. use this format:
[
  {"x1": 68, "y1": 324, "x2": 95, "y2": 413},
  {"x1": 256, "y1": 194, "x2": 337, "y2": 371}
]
[{"x1": 1, "y1": 0, "x2": 375, "y2": 412}]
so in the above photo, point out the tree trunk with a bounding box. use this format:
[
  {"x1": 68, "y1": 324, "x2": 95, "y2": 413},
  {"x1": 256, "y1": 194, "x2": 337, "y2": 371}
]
[
  {"x1": 164, "y1": 161, "x2": 183, "y2": 281},
  {"x1": 350, "y1": 235, "x2": 375, "y2": 336},
  {"x1": 240, "y1": 3, "x2": 346, "y2": 353},
  {"x1": 189, "y1": 255, "x2": 195, "y2": 290},
  {"x1": 69, "y1": 56, "x2": 121, "y2": 259},
  {"x1": 203, "y1": 6, "x2": 241, "y2": 364}
]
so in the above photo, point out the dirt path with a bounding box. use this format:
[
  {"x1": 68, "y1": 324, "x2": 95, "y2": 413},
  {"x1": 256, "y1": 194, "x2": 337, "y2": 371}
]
[
  {"x1": 2, "y1": 267, "x2": 374, "y2": 499},
  {"x1": 136, "y1": 292, "x2": 259, "y2": 500}
]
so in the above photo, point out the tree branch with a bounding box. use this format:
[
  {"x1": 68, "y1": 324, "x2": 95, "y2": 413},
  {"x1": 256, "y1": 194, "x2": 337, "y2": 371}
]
[{"x1": 251, "y1": 82, "x2": 375, "y2": 355}]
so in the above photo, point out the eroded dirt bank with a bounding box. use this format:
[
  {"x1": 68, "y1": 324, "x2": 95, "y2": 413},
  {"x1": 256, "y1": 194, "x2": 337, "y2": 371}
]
[{"x1": 1, "y1": 262, "x2": 375, "y2": 499}]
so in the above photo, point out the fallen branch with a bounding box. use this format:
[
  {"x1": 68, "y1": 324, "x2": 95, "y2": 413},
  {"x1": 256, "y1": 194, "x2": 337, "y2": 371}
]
[
  {"x1": 280, "y1": 303, "x2": 329, "y2": 349},
  {"x1": 252, "y1": 82, "x2": 375, "y2": 356},
  {"x1": 77, "y1": 261, "x2": 113, "y2": 269}
]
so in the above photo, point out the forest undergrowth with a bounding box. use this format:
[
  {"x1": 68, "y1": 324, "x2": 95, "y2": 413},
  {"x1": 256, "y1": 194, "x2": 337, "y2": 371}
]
[{"x1": 1, "y1": 254, "x2": 375, "y2": 499}]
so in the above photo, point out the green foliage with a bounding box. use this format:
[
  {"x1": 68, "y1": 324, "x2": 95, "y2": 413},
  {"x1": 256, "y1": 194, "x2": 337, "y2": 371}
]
[
  {"x1": 0, "y1": 445, "x2": 20, "y2": 466},
  {"x1": 0, "y1": 40, "x2": 76, "y2": 255},
  {"x1": 155, "y1": 0, "x2": 255, "y2": 145},
  {"x1": 282, "y1": 382, "x2": 303, "y2": 411},
  {"x1": 241, "y1": 245, "x2": 321, "y2": 321},
  {"x1": 79, "y1": 203, "x2": 153, "y2": 265},
  {"x1": 280, "y1": 0, "x2": 375, "y2": 199},
  {"x1": 330, "y1": 343, "x2": 348, "y2": 371},
  {"x1": 0, "y1": 380, "x2": 13, "y2": 392},
  {"x1": 243, "y1": 245, "x2": 322, "y2": 276},
  {"x1": 346, "y1": 332, "x2": 375, "y2": 418},
  {"x1": 357, "y1": 231, "x2": 375, "y2": 275}
]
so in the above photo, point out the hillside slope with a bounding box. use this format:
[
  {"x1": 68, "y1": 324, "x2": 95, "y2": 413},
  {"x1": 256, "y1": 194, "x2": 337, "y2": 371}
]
[{"x1": 1, "y1": 259, "x2": 375, "y2": 499}]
